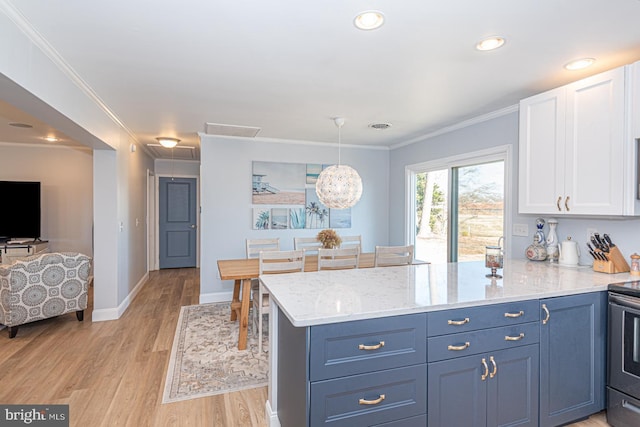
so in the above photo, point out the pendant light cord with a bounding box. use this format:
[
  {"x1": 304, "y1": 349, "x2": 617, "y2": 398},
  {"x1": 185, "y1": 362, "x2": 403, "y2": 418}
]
[{"x1": 337, "y1": 124, "x2": 341, "y2": 166}]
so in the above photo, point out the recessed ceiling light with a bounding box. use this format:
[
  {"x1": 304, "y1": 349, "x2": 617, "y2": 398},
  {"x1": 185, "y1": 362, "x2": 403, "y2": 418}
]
[
  {"x1": 476, "y1": 36, "x2": 506, "y2": 51},
  {"x1": 564, "y1": 58, "x2": 595, "y2": 71},
  {"x1": 43, "y1": 136, "x2": 59, "y2": 142},
  {"x1": 8, "y1": 122, "x2": 33, "y2": 128},
  {"x1": 354, "y1": 10, "x2": 385, "y2": 31}
]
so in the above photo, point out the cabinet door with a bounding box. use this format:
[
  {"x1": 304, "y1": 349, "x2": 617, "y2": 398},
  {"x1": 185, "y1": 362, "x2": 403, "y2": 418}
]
[
  {"x1": 518, "y1": 87, "x2": 566, "y2": 214},
  {"x1": 539, "y1": 292, "x2": 606, "y2": 427},
  {"x1": 486, "y1": 345, "x2": 539, "y2": 427},
  {"x1": 564, "y1": 67, "x2": 625, "y2": 215},
  {"x1": 428, "y1": 354, "x2": 487, "y2": 427}
]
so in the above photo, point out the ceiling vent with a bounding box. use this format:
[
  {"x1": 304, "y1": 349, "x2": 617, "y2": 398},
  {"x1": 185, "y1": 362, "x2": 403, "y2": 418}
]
[
  {"x1": 368, "y1": 122, "x2": 392, "y2": 130},
  {"x1": 204, "y1": 122, "x2": 261, "y2": 138}
]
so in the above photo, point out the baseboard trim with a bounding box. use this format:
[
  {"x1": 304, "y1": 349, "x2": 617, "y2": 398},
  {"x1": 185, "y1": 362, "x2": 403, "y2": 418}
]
[
  {"x1": 92, "y1": 272, "x2": 149, "y2": 322},
  {"x1": 265, "y1": 400, "x2": 281, "y2": 427},
  {"x1": 199, "y1": 291, "x2": 233, "y2": 304}
]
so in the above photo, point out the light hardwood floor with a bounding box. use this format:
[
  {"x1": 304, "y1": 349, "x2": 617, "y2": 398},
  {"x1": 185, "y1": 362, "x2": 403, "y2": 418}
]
[
  {"x1": 0, "y1": 268, "x2": 267, "y2": 427},
  {"x1": 0, "y1": 268, "x2": 611, "y2": 427}
]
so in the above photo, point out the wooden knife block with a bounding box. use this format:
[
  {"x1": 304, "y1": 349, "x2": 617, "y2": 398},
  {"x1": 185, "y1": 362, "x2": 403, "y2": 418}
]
[{"x1": 592, "y1": 246, "x2": 630, "y2": 274}]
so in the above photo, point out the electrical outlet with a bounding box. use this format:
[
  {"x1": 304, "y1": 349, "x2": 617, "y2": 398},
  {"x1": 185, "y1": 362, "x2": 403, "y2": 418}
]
[
  {"x1": 587, "y1": 228, "x2": 597, "y2": 242},
  {"x1": 513, "y1": 223, "x2": 529, "y2": 237}
]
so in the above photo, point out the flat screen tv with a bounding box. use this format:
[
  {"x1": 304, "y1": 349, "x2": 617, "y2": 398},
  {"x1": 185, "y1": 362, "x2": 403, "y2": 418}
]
[{"x1": 0, "y1": 181, "x2": 41, "y2": 241}]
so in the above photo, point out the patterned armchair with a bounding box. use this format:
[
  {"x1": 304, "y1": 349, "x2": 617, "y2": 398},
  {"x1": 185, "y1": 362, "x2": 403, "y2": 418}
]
[{"x1": 0, "y1": 252, "x2": 92, "y2": 338}]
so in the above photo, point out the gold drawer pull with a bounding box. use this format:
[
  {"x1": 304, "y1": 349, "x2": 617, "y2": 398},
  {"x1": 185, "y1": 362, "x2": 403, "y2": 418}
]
[
  {"x1": 542, "y1": 304, "x2": 550, "y2": 325},
  {"x1": 565, "y1": 196, "x2": 570, "y2": 211},
  {"x1": 448, "y1": 317, "x2": 470, "y2": 326},
  {"x1": 359, "y1": 394, "x2": 386, "y2": 405},
  {"x1": 481, "y1": 358, "x2": 489, "y2": 381},
  {"x1": 505, "y1": 333, "x2": 525, "y2": 341},
  {"x1": 448, "y1": 342, "x2": 470, "y2": 351},
  {"x1": 359, "y1": 341, "x2": 385, "y2": 351},
  {"x1": 504, "y1": 310, "x2": 524, "y2": 318},
  {"x1": 557, "y1": 196, "x2": 562, "y2": 212},
  {"x1": 489, "y1": 356, "x2": 497, "y2": 379}
]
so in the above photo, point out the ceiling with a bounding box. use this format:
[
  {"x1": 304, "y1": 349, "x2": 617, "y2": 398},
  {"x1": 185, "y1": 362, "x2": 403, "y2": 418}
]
[{"x1": 2, "y1": 0, "x2": 640, "y2": 160}]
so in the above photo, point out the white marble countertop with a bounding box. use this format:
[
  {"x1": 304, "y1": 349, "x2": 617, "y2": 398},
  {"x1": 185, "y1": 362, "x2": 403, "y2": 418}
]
[{"x1": 261, "y1": 259, "x2": 633, "y2": 327}]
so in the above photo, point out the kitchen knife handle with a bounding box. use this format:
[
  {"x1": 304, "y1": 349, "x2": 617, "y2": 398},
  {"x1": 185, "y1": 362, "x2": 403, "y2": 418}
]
[
  {"x1": 564, "y1": 196, "x2": 570, "y2": 211},
  {"x1": 604, "y1": 234, "x2": 615, "y2": 247},
  {"x1": 557, "y1": 196, "x2": 562, "y2": 212}
]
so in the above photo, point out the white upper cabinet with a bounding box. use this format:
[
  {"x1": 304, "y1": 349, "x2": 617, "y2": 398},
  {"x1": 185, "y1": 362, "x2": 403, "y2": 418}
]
[{"x1": 519, "y1": 65, "x2": 639, "y2": 216}]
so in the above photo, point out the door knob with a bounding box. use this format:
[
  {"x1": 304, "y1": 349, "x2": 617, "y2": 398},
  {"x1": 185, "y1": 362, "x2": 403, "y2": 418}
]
[{"x1": 190, "y1": 224, "x2": 197, "y2": 229}]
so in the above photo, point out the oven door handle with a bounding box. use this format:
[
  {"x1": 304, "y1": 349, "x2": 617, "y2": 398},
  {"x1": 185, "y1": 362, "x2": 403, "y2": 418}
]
[
  {"x1": 610, "y1": 293, "x2": 640, "y2": 311},
  {"x1": 623, "y1": 399, "x2": 640, "y2": 415}
]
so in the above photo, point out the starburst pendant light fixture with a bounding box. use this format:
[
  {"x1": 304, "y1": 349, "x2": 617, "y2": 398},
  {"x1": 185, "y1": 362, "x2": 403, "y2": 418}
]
[{"x1": 315, "y1": 117, "x2": 363, "y2": 209}]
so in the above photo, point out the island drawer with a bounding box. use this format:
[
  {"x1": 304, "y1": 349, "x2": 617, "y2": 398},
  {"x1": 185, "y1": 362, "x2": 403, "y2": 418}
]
[
  {"x1": 309, "y1": 313, "x2": 427, "y2": 381},
  {"x1": 371, "y1": 414, "x2": 428, "y2": 426},
  {"x1": 427, "y1": 299, "x2": 539, "y2": 336},
  {"x1": 310, "y1": 364, "x2": 427, "y2": 427},
  {"x1": 427, "y1": 321, "x2": 540, "y2": 362}
]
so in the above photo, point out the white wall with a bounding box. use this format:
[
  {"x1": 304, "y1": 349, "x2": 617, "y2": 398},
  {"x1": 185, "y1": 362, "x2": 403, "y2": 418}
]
[
  {"x1": 0, "y1": 143, "x2": 93, "y2": 254},
  {"x1": 199, "y1": 135, "x2": 389, "y2": 302},
  {"x1": 389, "y1": 110, "x2": 640, "y2": 265},
  {"x1": 154, "y1": 159, "x2": 200, "y2": 176},
  {"x1": 1, "y1": 5, "x2": 155, "y2": 319}
]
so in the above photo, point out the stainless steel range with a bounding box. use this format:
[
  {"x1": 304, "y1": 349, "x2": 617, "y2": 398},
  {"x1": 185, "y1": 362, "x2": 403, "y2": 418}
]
[{"x1": 608, "y1": 281, "x2": 640, "y2": 427}]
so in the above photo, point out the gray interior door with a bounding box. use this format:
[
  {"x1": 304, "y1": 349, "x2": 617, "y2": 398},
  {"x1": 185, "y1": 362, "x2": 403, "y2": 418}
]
[{"x1": 159, "y1": 177, "x2": 197, "y2": 269}]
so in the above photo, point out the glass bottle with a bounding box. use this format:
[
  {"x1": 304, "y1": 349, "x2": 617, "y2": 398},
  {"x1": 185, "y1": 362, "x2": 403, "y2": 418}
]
[
  {"x1": 546, "y1": 218, "x2": 559, "y2": 262},
  {"x1": 631, "y1": 253, "x2": 640, "y2": 276}
]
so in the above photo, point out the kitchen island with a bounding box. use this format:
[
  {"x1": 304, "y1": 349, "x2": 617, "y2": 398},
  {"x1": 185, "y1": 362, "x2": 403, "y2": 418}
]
[{"x1": 261, "y1": 260, "x2": 632, "y2": 427}]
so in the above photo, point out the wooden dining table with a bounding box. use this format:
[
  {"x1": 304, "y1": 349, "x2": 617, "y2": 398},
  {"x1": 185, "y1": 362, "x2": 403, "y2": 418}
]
[{"x1": 217, "y1": 253, "x2": 376, "y2": 350}]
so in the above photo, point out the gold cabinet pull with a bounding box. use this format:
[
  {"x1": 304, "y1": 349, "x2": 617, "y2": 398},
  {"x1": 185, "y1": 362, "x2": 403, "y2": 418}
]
[
  {"x1": 448, "y1": 317, "x2": 470, "y2": 326},
  {"x1": 505, "y1": 332, "x2": 525, "y2": 341},
  {"x1": 481, "y1": 358, "x2": 489, "y2": 381},
  {"x1": 565, "y1": 196, "x2": 570, "y2": 211},
  {"x1": 504, "y1": 310, "x2": 524, "y2": 318},
  {"x1": 359, "y1": 394, "x2": 385, "y2": 405},
  {"x1": 489, "y1": 356, "x2": 497, "y2": 379},
  {"x1": 359, "y1": 341, "x2": 385, "y2": 351},
  {"x1": 448, "y1": 342, "x2": 470, "y2": 351},
  {"x1": 557, "y1": 196, "x2": 562, "y2": 211},
  {"x1": 542, "y1": 303, "x2": 550, "y2": 325}
]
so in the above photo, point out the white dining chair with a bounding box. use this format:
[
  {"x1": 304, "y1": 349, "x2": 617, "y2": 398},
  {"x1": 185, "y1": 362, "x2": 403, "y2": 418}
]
[
  {"x1": 254, "y1": 249, "x2": 305, "y2": 352},
  {"x1": 374, "y1": 245, "x2": 414, "y2": 267},
  {"x1": 246, "y1": 238, "x2": 280, "y2": 259},
  {"x1": 293, "y1": 237, "x2": 322, "y2": 256},
  {"x1": 317, "y1": 246, "x2": 360, "y2": 270},
  {"x1": 245, "y1": 237, "x2": 280, "y2": 292},
  {"x1": 339, "y1": 235, "x2": 362, "y2": 251}
]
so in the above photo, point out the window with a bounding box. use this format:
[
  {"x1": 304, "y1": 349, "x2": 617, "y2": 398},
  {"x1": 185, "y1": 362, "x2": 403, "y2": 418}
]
[{"x1": 406, "y1": 146, "x2": 511, "y2": 263}]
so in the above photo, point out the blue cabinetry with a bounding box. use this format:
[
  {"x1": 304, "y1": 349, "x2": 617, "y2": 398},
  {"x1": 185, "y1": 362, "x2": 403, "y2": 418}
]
[
  {"x1": 277, "y1": 309, "x2": 428, "y2": 427},
  {"x1": 539, "y1": 292, "x2": 606, "y2": 427},
  {"x1": 427, "y1": 300, "x2": 539, "y2": 427}
]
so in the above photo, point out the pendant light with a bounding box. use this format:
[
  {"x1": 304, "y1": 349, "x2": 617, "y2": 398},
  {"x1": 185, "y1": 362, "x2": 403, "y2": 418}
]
[{"x1": 315, "y1": 117, "x2": 363, "y2": 209}]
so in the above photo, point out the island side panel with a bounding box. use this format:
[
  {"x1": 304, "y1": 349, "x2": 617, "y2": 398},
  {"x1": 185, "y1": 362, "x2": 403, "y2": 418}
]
[{"x1": 277, "y1": 307, "x2": 309, "y2": 427}]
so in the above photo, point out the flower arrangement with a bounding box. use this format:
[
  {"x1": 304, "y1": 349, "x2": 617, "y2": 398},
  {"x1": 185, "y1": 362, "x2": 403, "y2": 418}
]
[{"x1": 317, "y1": 229, "x2": 342, "y2": 249}]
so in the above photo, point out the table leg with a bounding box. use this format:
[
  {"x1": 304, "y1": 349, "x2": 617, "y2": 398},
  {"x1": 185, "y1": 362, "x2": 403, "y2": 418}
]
[
  {"x1": 238, "y1": 277, "x2": 252, "y2": 350},
  {"x1": 230, "y1": 279, "x2": 241, "y2": 321}
]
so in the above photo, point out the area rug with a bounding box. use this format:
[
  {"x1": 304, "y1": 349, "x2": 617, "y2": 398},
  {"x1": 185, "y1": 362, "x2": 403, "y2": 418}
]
[{"x1": 162, "y1": 302, "x2": 268, "y2": 403}]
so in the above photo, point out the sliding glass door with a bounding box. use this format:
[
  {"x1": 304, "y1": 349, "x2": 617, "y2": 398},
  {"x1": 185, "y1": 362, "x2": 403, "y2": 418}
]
[{"x1": 410, "y1": 149, "x2": 507, "y2": 264}]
